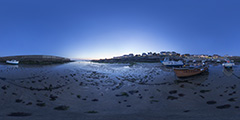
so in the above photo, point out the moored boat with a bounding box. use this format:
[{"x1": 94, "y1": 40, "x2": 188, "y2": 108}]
[
  {"x1": 174, "y1": 65, "x2": 208, "y2": 78},
  {"x1": 222, "y1": 60, "x2": 234, "y2": 68},
  {"x1": 161, "y1": 58, "x2": 184, "y2": 67},
  {"x1": 6, "y1": 60, "x2": 19, "y2": 65}
]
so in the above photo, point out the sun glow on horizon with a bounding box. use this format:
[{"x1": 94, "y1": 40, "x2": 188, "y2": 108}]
[{"x1": 63, "y1": 29, "x2": 177, "y2": 59}]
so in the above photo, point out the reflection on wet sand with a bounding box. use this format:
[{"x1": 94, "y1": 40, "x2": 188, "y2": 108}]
[{"x1": 223, "y1": 67, "x2": 234, "y2": 76}]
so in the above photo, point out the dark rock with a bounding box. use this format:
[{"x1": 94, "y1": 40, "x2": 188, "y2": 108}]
[
  {"x1": 50, "y1": 94, "x2": 58, "y2": 101},
  {"x1": 156, "y1": 89, "x2": 161, "y2": 92},
  {"x1": 216, "y1": 104, "x2": 231, "y2": 109},
  {"x1": 167, "y1": 96, "x2": 178, "y2": 100},
  {"x1": 228, "y1": 98, "x2": 236, "y2": 102},
  {"x1": 2, "y1": 85, "x2": 7, "y2": 90},
  {"x1": 115, "y1": 92, "x2": 129, "y2": 97},
  {"x1": 200, "y1": 90, "x2": 211, "y2": 93},
  {"x1": 169, "y1": 90, "x2": 177, "y2": 94},
  {"x1": 15, "y1": 99, "x2": 22, "y2": 103},
  {"x1": 77, "y1": 95, "x2": 81, "y2": 98},
  {"x1": 92, "y1": 99, "x2": 99, "y2": 102},
  {"x1": 36, "y1": 100, "x2": 42, "y2": 102},
  {"x1": 36, "y1": 103, "x2": 46, "y2": 107},
  {"x1": 54, "y1": 105, "x2": 69, "y2": 111},
  {"x1": 199, "y1": 95, "x2": 205, "y2": 99},
  {"x1": 178, "y1": 93, "x2": 185, "y2": 97},
  {"x1": 7, "y1": 112, "x2": 32, "y2": 117},
  {"x1": 126, "y1": 105, "x2": 131, "y2": 107},
  {"x1": 149, "y1": 96, "x2": 154, "y2": 99},
  {"x1": 150, "y1": 100, "x2": 159, "y2": 103},
  {"x1": 128, "y1": 90, "x2": 139, "y2": 95},
  {"x1": 206, "y1": 101, "x2": 217, "y2": 105},
  {"x1": 184, "y1": 110, "x2": 190, "y2": 112},
  {"x1": 85, "y1": 111, "x2": 98, "y2": 113},
  {"x1": 26, "y1": 102, "x2": 32, "y2": 105}
]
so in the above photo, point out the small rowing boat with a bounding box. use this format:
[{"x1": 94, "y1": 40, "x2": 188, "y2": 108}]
[{"x1": 174, "y1": 65, "x2": 208, "y2": 78}]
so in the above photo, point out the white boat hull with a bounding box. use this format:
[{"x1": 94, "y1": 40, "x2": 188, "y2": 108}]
[
  {"x1": 6, "y1": 60, "x2": 19, "y2": 65},
  {"x1": 162, "y1": 61, "x2": 184, "y2": 67},
  {"x1": 222, "y1": 63, "x2": 234, "y2": 68}
]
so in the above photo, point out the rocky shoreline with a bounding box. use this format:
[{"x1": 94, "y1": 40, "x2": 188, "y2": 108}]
[{"x1": 0, "y1": 55, "x2": 72, "y2": 65}]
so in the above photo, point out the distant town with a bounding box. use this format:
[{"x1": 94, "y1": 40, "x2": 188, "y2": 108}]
[{"x1": 92, "y1": 51, "x2": 240, "y2": 63}]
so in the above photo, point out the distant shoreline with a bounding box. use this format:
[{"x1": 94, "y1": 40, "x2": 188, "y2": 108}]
[
  {"x1": 91, "y1": 55, "x2": 240, "y2": 63},
  {"x1": 0, "y1": 55, "x2": 72, "y2": 65}
]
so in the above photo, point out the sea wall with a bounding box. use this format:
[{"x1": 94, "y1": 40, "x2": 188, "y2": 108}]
[{"x1": 0, "y1": 55, "x2": 71, "y2": 64}]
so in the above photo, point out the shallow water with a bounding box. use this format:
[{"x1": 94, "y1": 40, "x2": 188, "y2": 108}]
[{"x1": 1, "y1": 61, "x2": 240, "y2": 120}]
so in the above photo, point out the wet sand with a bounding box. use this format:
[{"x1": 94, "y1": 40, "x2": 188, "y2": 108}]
[{"x1": 0, "y1": 61, "x2": 240, "y2": 120}]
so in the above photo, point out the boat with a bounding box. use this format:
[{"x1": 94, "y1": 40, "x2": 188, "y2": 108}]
[
  {"x1": 6, "y1": 60, "x2": 19, "y2": 65},
  {"x1": 216, "y1": 59, "x2": 221, "y2": 63},
  {"x1": 174, "y1": 65, "x2": 208, "y2": 78},
  {"x1": 222, "y1": 60, "x2": 235, "y2": 68},
  {"x1": 161, "y1": 58, "x2": 184, "y2": 67},
  {"x1": 202, "y1": 60, "x2": 206, "y2": 63}
]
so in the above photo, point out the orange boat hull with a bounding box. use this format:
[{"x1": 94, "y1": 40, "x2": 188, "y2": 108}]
[{"x1": 174, "y1": 66, "x2": 208, "y2": 78}]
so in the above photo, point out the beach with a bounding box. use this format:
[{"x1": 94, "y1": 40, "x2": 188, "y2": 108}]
[{"x1": 1, "y1": 61, "x2": 240, "y2": 120}]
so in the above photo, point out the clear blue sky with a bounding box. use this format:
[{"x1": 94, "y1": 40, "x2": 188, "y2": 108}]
[{"x1": 0, "y1": 0, "x2": 239, "y2": 59}]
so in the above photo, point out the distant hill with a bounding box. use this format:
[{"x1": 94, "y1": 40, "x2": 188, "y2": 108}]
[{"x1": 0, "y1": 55, "x2": 72, "y2": 64}]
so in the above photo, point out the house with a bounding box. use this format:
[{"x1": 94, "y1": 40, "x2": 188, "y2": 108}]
[
  {"x1": 142, "y1": 53, "x2": 147, "y2": 57},
  {"x1": 135, "y1": 54, "x2": 141, "y2": 57},
  {"x1": 160, "y1": 51, "x2": 166, "y2": 55},
  {"x1": 128, "y1": 53, "x2": 134, "y2": 57},
  {"x1": 148, "y1": 52, "x2": 153, "y2": 56},
  {"x1": 213, "y1": 54, "x2": 221, "y2": 59}
]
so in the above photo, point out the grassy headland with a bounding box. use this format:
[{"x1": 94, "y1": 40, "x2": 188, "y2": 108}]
[{"x1": 0, "y1": 55, "x2": 72, "y2": 65}]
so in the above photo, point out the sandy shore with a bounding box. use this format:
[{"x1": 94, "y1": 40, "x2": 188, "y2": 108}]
[{"x1": 0, "y1": 61, "x2": 240, "y2": 120}]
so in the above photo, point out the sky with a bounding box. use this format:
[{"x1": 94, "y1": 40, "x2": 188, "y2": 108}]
[{"x1": 0, "y1": 0, "x2": 240, "y2": 59}]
